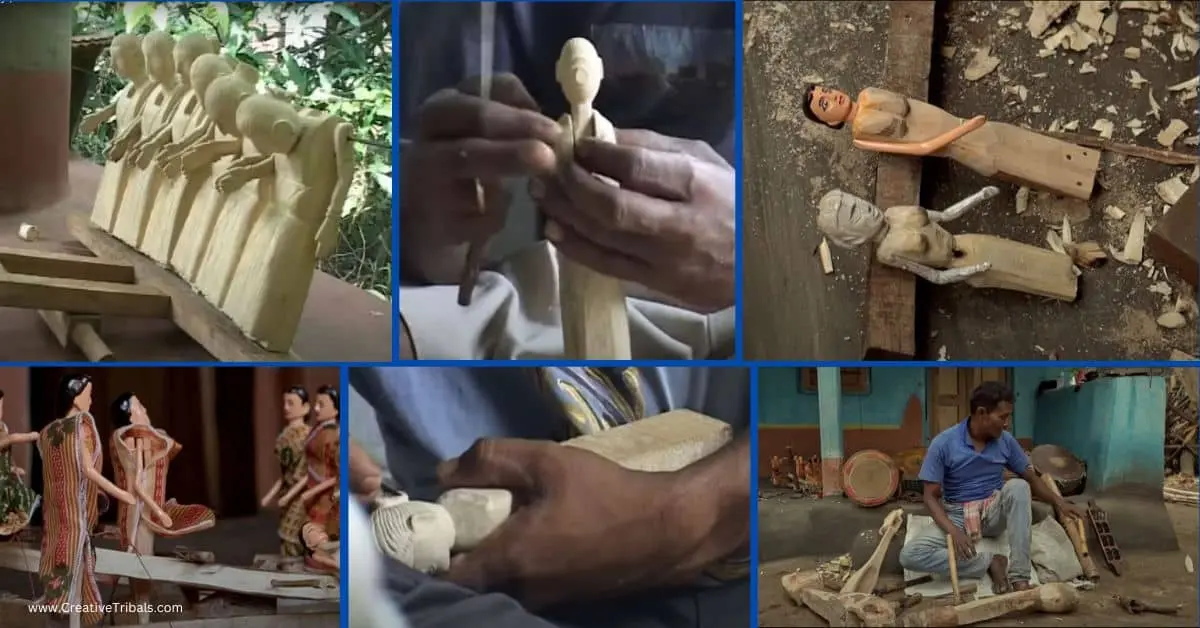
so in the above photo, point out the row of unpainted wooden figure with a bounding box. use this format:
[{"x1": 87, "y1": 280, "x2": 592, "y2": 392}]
[{"x1": 81, "y1": 31, "x2": 355, "y2": 352}]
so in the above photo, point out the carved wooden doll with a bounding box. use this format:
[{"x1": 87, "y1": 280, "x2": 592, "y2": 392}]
[
  {"x1": 219, "y1": 94, "x2": 355, "y2": 351},
  {"x1": 297, "y1": 385, "x2": 340, "y2": 571},
  {"x1": 261, "y1": 386, "x2": 312, "y2": 569},
  {"x1": 551, "y1": 38, "x2": 631, "y2": 359},
  {"x1": 802, "y1": 85, "x2": 1099, "y2": 200},
  {"x1": 81, "y1": 34, "x2": 154, "y2": 231},
  {"x1": 817, "y1": 187, "x2": 1079, "y2": 301},
  {"x1": 38, "y1": 374, "x2": 136, "y2": 627},
  {"x1": 0, "y1": 389, "x2": 39, "y2": 537}
]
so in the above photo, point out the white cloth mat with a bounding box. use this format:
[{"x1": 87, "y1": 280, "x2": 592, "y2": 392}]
[{"x1": 902, "y1": 514, "x2": 1042, "y2": 599}]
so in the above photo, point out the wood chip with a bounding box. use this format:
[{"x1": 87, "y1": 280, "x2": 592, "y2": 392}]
[
  {"x1": 1016, "y1": 186, "x2": 1030, "y2": 214},
  {"x1": 1119, "y1": 209, "x2": 1147, "y2": 265},
  {"x1": 1077, "y1": 1, "x2": 1108, "y2": 30},
  {"x1": 1105, "y1": 105, "x2": 1118, "y2": 115},
  {"x1": 1128, "y1": 69, "x2": 1148, "y2": 88},
  {"x1": 1124, "y1": 46, "x2": 1142, "y2": 59},
  {"x1": 1079, "y1": 61, "x2": 1098, "y2": 74},
  {"x1": 1169, "y1": 77, "x2": 1200, "y2": 93},
  {"x1": 1104, "y1": 205, "x2": 1127, "y2": 220},
  {"x1": 818, "y1": 238, "x2": 834, "y2": 275},
  {"x1": 1102, "y1": 12, "x2": 1120, "y2": 34},
  {"x1": 1118, "y1": 0, "x2": 1160, "y2": 9},
  {"x1": 1182, "y1": 8, "x2": 1199, "y2": 33},
  {"x1": 941, "y1": 45, "x2": 957, "y2": 59},
  {"x1": 963, "y1": 46, "x2": 1001, "y2": 81},
  {"x1": 1092, "y1": 119, "x2": 1115, "y2": 139},
  {"x1": 1157, "y1": 119, "x2": 1190, "y2": 148},
  {"x1": 1150, "y1": 281, "x2": 1173, "y2": 297},
  {"x1": 1148, "y1": 88, "x2": 1161, "y2": 118},
  {"x1": 1027, "y1": 1, "x2": 1078, "y2": 38},
  {"x1": 1063, "y1": 119, "x2": 1080, "y2": 131},
  {"x1": 1156, "y1": 175, "x2": 1189, "y2": 205},
  {"x1": 1159, "y1": 311, "x2": 1189, "y2": 329},
  {"x1": 1061, "y1": 216, "x2": 1073, "y2": 244}
]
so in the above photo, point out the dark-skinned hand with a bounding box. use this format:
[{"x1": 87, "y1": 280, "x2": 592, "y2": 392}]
[
  {"x1": 1056, "y1": 500, "x2": 1089, "y2": 522},
  {"x1": 402, "y1": 74, "x2": 560, "y2": 252},
  {"x1": 438, "y1": 438, "x2": 714, "y2": 610},
  {"x1": 532, "y1": 129, "x2": 735, "y2": 313},
  {"x1": 949, "y1": 526, "x2": 976, "y2": 559}
]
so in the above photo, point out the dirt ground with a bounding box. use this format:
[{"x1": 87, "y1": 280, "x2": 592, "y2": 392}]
[
  {"x1": 758, "y1": 501, "x2": 1199, "y2": 627},
  {"x1": 743, "y1": 0, "x2": 1199, "y2": 360}
]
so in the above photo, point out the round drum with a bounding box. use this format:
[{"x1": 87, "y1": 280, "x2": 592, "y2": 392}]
[
  {"x1": 1031, "y1": 444, "x2": 1087, "y2": 496},
  {"x1": 841, "y1": 449, "x2": 900, "y2": 508}
]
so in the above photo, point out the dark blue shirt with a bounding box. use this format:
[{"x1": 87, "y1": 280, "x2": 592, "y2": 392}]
[
  {"x1": 919, "y1": 419, "x2": 1030, "y2": 503},
  {"x1": 398, "y1": 1, "x2": 736, "y2": 162}
]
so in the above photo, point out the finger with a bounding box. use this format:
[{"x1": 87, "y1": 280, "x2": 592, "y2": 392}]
[
  {"x1": 574, "y1": 139, "x2": 692, "y2": 201},
  {"x1": 438, "y1": 438, "x2": 547, "y2": 492},
  {"x1": 443, "y1": 509, "x2": 532, "y2": 596},
  {"x1": 347, "y1": 440, "x2": 382, "y2": 500},
  {"x1": 456, "y1": 73, "x2": 539, "y2": 111},
  {"x1": 535, "y1": 174, "x2": 667, "y2": 258},
  {"x1": 544, "y1": 219, "x2": 652, "y2": 283},
  {"x1": 418, "y1": 89, "x2": 560, "y2": 143},
  {"x1": 554, "y1": 161, "x2": 684, "y2": 247},
  {"x1": 613, "y1": 128, "x2": 726, "y2": 166},
  {"x1": 412, "y1": 138, "x2": 557, "y2": 179}
]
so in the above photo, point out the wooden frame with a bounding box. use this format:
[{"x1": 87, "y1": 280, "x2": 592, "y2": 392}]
[{"x1": 799, "y1": 367, "x2": 871, "y2": 394}]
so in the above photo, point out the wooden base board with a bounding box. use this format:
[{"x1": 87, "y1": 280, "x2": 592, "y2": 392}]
[
  {"x1": 1148, "y1": 183, "x2": 1197, "y2": 288},
  {"x1": 67, "y1": 213, "x2": 299, "y2": 361},
  {"x1": 863, "y1": 0, "x2": 936, "y2": 359},
  {"x1": 0, "y1": 545, "x2": 338, "y2": 601}
]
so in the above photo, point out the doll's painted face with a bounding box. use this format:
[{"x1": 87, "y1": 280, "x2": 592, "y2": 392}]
[
  {"x1": 283, "y1": 392, "x2": 310, "y2": 421},
  {"x1": 127, "y1": 396, "x2": 150, "y2": 425},
  {"x1": 808, "y1": 86, "x2": 854, "y2": 126},
  {"x1": 313, "y1": 393, "x2": 338, "y2": 422},
  {"x1": 75, "y1": 382, "x2": 94, "y2": 413}
]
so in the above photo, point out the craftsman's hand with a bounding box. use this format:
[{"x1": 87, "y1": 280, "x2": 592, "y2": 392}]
[
  {"x1": 402, "y1": 75, "x2": 560, "y2": 270},
  {"x1": 439, "y1": 439, "x2": 714, "y2": 609},
  {"x1": 536, "y1": 130, "x2": 736, "y2": 312},
  {"x1": 1055, "y1": 499, "x2": 1088, "y2": 521},
  {"x1": 348, "y1": 439, "x2": 383, "y2": 504},
  {"x1": 949, "y1": 527, "x2": 976, "y2": 559}
]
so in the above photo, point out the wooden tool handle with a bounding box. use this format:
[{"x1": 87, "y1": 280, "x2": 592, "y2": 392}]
[{"x1": 945, "y1": 533, "x2": 961, "y2": 603}]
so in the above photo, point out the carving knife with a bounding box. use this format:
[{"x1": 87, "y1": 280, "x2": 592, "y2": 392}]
[{"x1": 457, "y1": 1, "x2": 496, "y2": 306}]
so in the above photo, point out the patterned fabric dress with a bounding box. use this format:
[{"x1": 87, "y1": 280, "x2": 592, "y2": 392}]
[
  {"x1": 276, "y1": 420, "x2": 311, "y2": 557},
  {"x1": 110, "y1": 425, "x2": 216, "y2": 551},
  {"x1": 38, "y1": 412, "x2": 105, "y2": 626},
  {"x1": 0, "y1": 422, "x2": 39, "y2": 536},
  {"x1": 304, "y1": 419, "x2": 340, "y2": 537}
]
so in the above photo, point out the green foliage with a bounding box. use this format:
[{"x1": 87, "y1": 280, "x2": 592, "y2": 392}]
[{"x1": 73, "y1": 2, "x2": 393, "y2": 298}]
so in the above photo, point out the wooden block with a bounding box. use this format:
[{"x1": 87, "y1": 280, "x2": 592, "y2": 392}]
[
  {"x1": 37, "y1": 310, "x2": 113, "y2": 361},
  {"x1": 0, "y1": 245, "x2": 135, "y2": 283},
  {"x1": 0, "y1": 271, "x2": 170, "y2": 317},
  {"x1": 1148, "y1": 183, "x2": 1197, "y2": 288},
  {"x1": 67, "y1": 213, "x2": 298, "y2": 361},
  {"x1": 863, "y1": 0, "x2": 935, "y2": 360}
]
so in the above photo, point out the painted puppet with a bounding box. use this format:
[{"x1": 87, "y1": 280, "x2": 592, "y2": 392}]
[
  {"x1": 261, "y1": 386, "x2": 312, "y2": 567},
  {"x1": 0, "y1": 389, "x2": 39, "y2": 536}
]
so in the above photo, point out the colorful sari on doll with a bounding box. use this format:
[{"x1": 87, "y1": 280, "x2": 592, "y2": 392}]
[
  {"x1": 276, "y1": 420, "x2": 311, "y2": 557},
  {"x1": 110, "y1": 424, "x2": 216, "y2": 551},
  {"x1": 0, "y1": 422, "x2": 39, "y2": 536},
  {"x1": 37, "y1": 412, "x2": 104, "y2": 626},
  {"x1": 304, "y1": 419, "x2": 340, "y2": 538}
]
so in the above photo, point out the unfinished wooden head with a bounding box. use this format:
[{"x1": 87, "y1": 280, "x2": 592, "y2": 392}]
[
  {"x1": 110, "y1": 34, "x2": 147, "y2": 81},
  {"x1": 817, "y1": 190, "x2": 886, "y2": 248},
  {"x1": 189, "y1": 53, "x2": 233, "y2": 102},
  {"x1": 203, "y1": 73, "x2": 256, "y2": 135},
  {"x1": 110, "y1": 392, "x2": 150, "y2": 428},
  {"x1": 233, "y1": 60, "x2": 260, "y2": 86},
  {"x1": 803, "y1": 84, "x2": 854, "y2": 129},
  {"x1": 142, "y1": 31, "x2": 177, "y2": 83},
  {"x1": 556, "y1": 37, "x2": 603, "y2": 107},
  {"x1": 236, "y1": 94, "x2": 303, "y2": 154},
  {"x1": 283, "y1": 386, "x2": 311, "y2": 422},
  {"x1": 57, "y1": 373, "x2": 94, "y2": 416},
  {"x1": 174, "y1": 33, "x2": 219, "y2": 85}
]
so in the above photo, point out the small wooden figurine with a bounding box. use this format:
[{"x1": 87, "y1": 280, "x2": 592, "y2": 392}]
[
  {"x1": 817, "y1": 187, "x2": 1079, "y2": 301},
  {"x1": 298, "y1": 385, "x2": 340, "y2": 572},
  {"x1": 219, "y1": 94, "x2": 355, "y2": 351},
  {"x1": 370, "y1": 494, "x2": 456, "y2": 575},
  {"x1": 261, "y1": 386, "x2": 312, "y2": 570},
  {"x1": 38, "y1": 374, "x2": 137, "y2": 628},
  {"x1": 802, "y1": 85, "x2": 1100, "y2": 200},
  {"x1": 81, "y1": 34, "x2": 154, "y2": 232},
  {"x1": 552, "y1": 38, "x2": 631, "y2": 359},
  {"x1": 0, "y1": 389, "x2": 39, "y2": 537},
  {"x1": 109, "y1": 392, "x2": 217, "y2": 619}
]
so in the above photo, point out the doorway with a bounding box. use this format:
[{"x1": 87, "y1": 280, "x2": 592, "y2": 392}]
[{"x1": 927, "y1": 368, "x2": 1012, "y2": 440}]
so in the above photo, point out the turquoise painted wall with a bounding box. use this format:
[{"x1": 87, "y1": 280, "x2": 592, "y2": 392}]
[
  {"x1": 1033, "y1": 376, "x2": 1166, "y2": 490},
  {"x1": 1011, "y1": 367, "x2": 1073, "y2": 440},
  {"x1": 758, "y1": 368, "x2": 925, "y2": 429}
]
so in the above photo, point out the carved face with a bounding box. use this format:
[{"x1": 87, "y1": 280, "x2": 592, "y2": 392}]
[
  {"x1": 808, "y1": 86, "x2": 854, "y2": 126},
  {"x1": 74, "y1": 382, "x2": 93, "y2": 414},
  {"x1": 556, "y1": 38, "x2": 604, "y2": 106},
  {"x1": 302, "y1": 521, "x2": 329, "y2": 549},
  {"x1": 816, "y1": 190, "x2": 886, "y2": 249},
  {"x1": 144, "y1": 38, "x2": 176, "y2": 82},
  {"x1": 282, "y1": 392, "x2": 310, "y2": 421},
  {"x1": 111, "y1": 38, "x2": 145, "y2": 81},
  {"x1": 313, "y1": 393, "x2": 338, "y2": 422}
]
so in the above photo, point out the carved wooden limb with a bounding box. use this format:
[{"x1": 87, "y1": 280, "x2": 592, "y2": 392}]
[
  {"x1": 841, "y1": 509, "x2": 905, "y2": 595},
  {"x1": 1037, "y1": 470, "x2": 1098, "y2": 579},
  {"x1": 901, "y1": 583, "x2": 1079, "y2": 627}
]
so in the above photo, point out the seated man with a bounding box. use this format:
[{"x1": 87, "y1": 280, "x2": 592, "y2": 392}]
[{"x1": 899, "y1": 381, "x2": 1086, "y2": 593}]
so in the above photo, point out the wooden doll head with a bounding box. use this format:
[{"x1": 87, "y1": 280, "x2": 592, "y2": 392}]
[
  {"x1": 283, "y1": 386, "x2": 311, "y2": 422},
  {"x1": 232, "y1": 60, "x2": 260, "y2": 87},
  {"x1": 314, "y1": 385, "x2": 340, "y2": 422},
  {"x1": 203, "y1": 74, "x2": 256, "y2": 135},
  {"x1": 802, "y1": 84, "x2": 853, "y2": 129},
  {"x1": 142, "y1": 31, "x2": 177, "y2": 83},
  {"x1": 110, "y1": 392, "x2": 150, "y2": 428},
  {"x1": 189, "y1": 54, "x2": 233, "y2": 103},
  {"x1": 817, "y1": 190, "x2": 886, "y2": 249},
  {"x1": 110, "y1": 34, "x2": 147, "y2": 81},
  {"x1": 555, "y1": 38, "x2": 603, "y2": 107},
  {"x1": 57, "y1": 373, "x2": 93, "y2": 416},
  {"x1": 174, "y1": 33, "x2": 219, "y2": 86},
  {"x1": 236, "y1": 94, "x2": 303, "y2": 154}
]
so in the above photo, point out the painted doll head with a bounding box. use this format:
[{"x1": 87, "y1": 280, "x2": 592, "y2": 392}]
[
  {"x1": 817, "y1": 190, "x2": 886, "y2": 249},
  {"x1": 313, "y1": 385, "x2": 340, "y2": 422},
  {"x1": 57, "y1": 373, "x2": 93, "y2": 416},
  {"x1": 283, "y1": 386, "x2": 311, "y2": 422},
  {"x1": 802, "y1": 84, "x2": 853, "y2": 129},
  {"x1": 110, "y1": 392, "x2": 150, "y2": 428}
]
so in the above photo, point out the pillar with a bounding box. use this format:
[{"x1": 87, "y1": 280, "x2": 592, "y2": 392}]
[
  {"x1": 0, "y1": 4, "x2": 72, "y2": 213},
  {"x1": 817, "y1": 367, "x2": 844, "y2": 497}
]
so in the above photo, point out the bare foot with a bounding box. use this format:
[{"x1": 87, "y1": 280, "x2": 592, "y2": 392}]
[
  {"x1": 987, "y1": 555, "x2": 1010, "y2": 593},
  {"x1": 1010, "y1": 580, "x2": 1033, "y2": 591}
]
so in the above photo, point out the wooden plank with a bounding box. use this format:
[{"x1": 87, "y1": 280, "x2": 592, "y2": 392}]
[
  {"x1": 0, "y1": 271, "x2": 171, "y2": 316},
  {"x1": 863, "y1": 0, "x2": 936, "y2": 360},
  {"x1": 1147, "y1": 183, "x2": 1197, "y2": 288},
  {"x1": 0, "y1": 545, "x2": 338, "y2": 601},
  {"x1": 67, "y1": 213, "x2": 298, "y2": 362},
  {"x1": 0, "y1": 245, "x2": 136, "y2": 283}
]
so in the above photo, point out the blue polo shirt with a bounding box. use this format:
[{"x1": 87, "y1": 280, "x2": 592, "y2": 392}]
[{"x1": 918, "y1": 419, "x2": 1030, "y2": 503}]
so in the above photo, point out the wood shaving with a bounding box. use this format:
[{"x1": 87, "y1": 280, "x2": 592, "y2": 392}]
[
  {"x1": 1128, "y1": 69, "x2": 1148, "y2": 88},
  {"x1": 1038, "y1": 48, "x2": 1058, "y2": 58},
  {"x1": 1124, "y1": 46, "x2": 1142, "y2": 59},
  {"x1": 963, "y1": 46, "x2": 1001, "y2": 81},
  {"x1": 1171, "y1": 32, "x2": 1199, "y2": 59},
  {"x1": 1151, "y1": 281, "x2": 1173, "y2": 297},
  {"x1": 1092, "y1": 118, "x2": 1115, "y2": 139},
  {"x1": 1191, "y1": 165, "x2": 1199, "y2": 185},
  {"x1": 818, "y1": 238, "x2": 834, "y2": 275},
  {"x1": 1032, "y1": 72, "x2": 1049, "y2": 78},
  {"x1": 1027, "y1": 1, "x2": 1077, "y2": 38},
  {"x1": 1118, "y1": 0, "x2": 1160, "y2": 9},
  {"x1": 1185, "y1": 135, "x2": 1200, "y2": 147},
  {"x1": 1156, "y1": 175, "x2": 1189, "y2": 205},
  {"x1": 1105, "y1": 104, "x2": 1118, "y2": 115},
  {"x1": 1148, "y1": 88, "x2": 1161, "y2": 119},
  {"x1": 1063, "y1": 119, "x2": 1080, "y2": 131},
  {"x1": 1079, "y1": 61, "x2": 1098, "y2": 74},
  {"x1": 941, "y1": 45, "x2": 957, "y2": 59},
  {"x1": 1077, "y1": 1, "x2": 1108, "y2": 31},
  {"x1": 1168, "y1": 77, "x2": 1199, "y2": 92},
  {"x1": 1102, "y1": 12, "x2": 1119, "y2": 35},
  {"x1": 1126, "y1": 118, "x2": 1144, "y2": 128},
  {"x1": 1158, "y1": 311, "x2": 1189, "y2": 329},
  {"x1": 1104, "y1": 205, "x2": 1127, "y2": 220},
  {"x1": 1156, "y1": 119, "x2": 1189, "y2": 148},
  {"x1": 1143, "y1": 23, "x2": 1165, "y2": 38},
  {"x1": 1181, "y1": 7, "x2": 1199, "y2": 33},
  {"x1": 1016, "y1": 186, "x2": 1030, "y2": 214}
]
